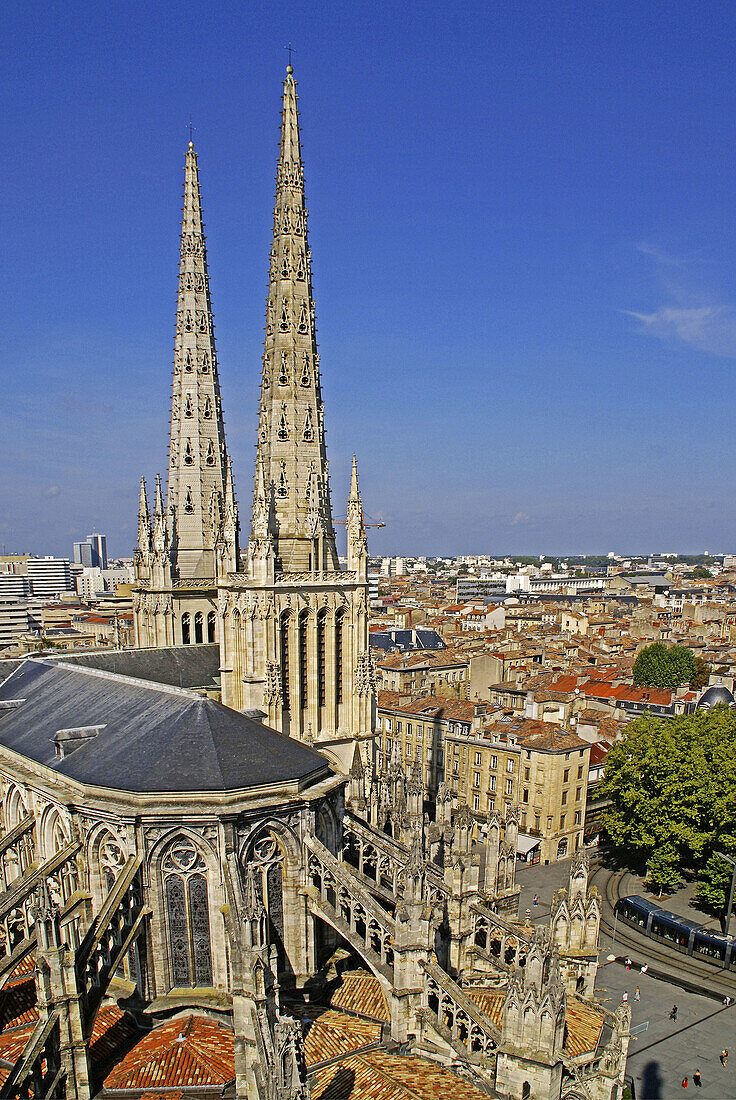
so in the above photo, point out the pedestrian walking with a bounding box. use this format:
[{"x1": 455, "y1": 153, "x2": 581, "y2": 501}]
[
  {"x1": 693, "y1": 1070, "x2": 702, "y2": 1088},
  {"x1": 670, "y1": 1004, "x2": 678, "y2": 1021},
  {"x1": 640, "y1": 963, "x2": 648, "y2": 973},
  {"x1": 533, "y1": 894, "x2": 538, "y2": 907},
  {"x1": 682, "y1": 1077, "x2": 688, "y2": 1088},
  {"x1": 720, "y1": 1049, "x2": 729, "y2": 1067},
  {"x1": 621, "y1": 991, "x2": 628, "y2": 1003},
  {"x1": 625, "y1": 956, "x2": 632, "y2": 970},
  {"x1": 634, "y1": 987, "x2": 640, "y2": 1001}
]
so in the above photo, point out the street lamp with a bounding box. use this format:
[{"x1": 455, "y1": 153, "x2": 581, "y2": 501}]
[{"x1": 715, "y1": 851, "x2": 736, "y2": 941}]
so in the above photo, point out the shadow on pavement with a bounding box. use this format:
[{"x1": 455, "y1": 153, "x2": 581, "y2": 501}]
[{"x1": 640, "y1": 1059, "x2": 664, "y2": 1098}]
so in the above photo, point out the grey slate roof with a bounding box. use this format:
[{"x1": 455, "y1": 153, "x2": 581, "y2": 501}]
[
  {"x1": 0, "y1": 659, "x2": 329, "y2": 794},
  {"x1": 0, "y1": 644, "x2": 221, "y2": 692}
]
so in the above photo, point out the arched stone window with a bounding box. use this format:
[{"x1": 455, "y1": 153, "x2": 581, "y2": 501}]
[
  {"x1": 162, "y1": 836, "x2": 213, "y2": 988},
  {"x1": 280, "y1": 612, "x2": 291, "y2": 710},
  {"x1": 299, "y1": 611, "x2": 309, "y2": 711},
  {"x1": 207, "y1": 611, "x2": 216, "y2": 643},
  {"x1": 98, "y1": 832, "x2": 126, "y2": 892},
  {"x1": 244, "y1": 831, "x2": 285, "y2": 963},
  {"x1": 521, "y1": 1083, "x2": 531, "y2": 1100},
  {"x1": 181, "y1": 613, "x2": 191, "y2": 645},
  {"x1": 194, "y1": 611, "x2": 204, "y2": 644},
  {"x1": 203, "y1": 396, "x2": 212, "y2": 419},
  {"x1": 317, "y1": 610, "x2": 327, "y2": 708},
  {"x1": 335, "y1": 609, "x2": 345, "y2": 706}
]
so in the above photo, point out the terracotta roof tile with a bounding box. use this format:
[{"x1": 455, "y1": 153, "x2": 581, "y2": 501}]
[
  {"x1": 302, "y1": 1008, "x2": 381, "y2": 1067},
  {"x1": 329, "y1": 970, "x2": 389, "y2": 1023},
  {"x1": 311, "y1": 1051, "x2": 489, "y2": 1100},
  {"x1": 564, "y1": 996, "x2": 605, "y2": 1057},
  {"x1": 103, "y1": 1014, "x2": 235, "y2": 1091}
]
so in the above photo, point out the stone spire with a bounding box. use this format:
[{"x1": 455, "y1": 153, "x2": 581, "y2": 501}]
[
  {"x1": 346, "y1": 454, "x2": 368, "y2": 579},
  {"x1": 252, "y1": 66, "x2": 338, "y2": 574},
  {"x1": 168, "y1": 141, "x2": 234, "y2": 579}
]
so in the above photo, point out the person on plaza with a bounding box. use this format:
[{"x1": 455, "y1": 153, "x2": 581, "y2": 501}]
[
  {"x1": 640, "y1": 963, "x2": 648, "y2": 973},
  {"x1": 624, "y1": 956, "x2": 632, "y2": 970},
  {"x1": 721, "y1": 1049, "x2": 729, "y2": 1067},
  {"x1": 725, "y1": 995, "x2": 733, "y2": 1007},
  {"x1": 681, "y1": 1077, "x2": 688, "y2": 1088},
  {"x1": 634, "y1": 986, "x2": 640, "y2": 1001},
  {"x1": 533, "y1": 894, "x2": 538, "y2": 907},
  {"x1": 621, "y1": 991, "x2": 628, "y2": 1003},
  {"x1": 693, "y1": 1070, "x2": 702, "y2": 1087},
  {"x1": 670, "y1": 1004, "x2": 678, "y2": 1021}
]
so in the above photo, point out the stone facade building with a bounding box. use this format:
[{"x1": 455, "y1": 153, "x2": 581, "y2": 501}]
[{"x1": 0, "y1": 67, "x2": 629, "y2": 1100}]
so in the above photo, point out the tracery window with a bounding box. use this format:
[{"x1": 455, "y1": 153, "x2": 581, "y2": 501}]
[
  {"x1": 299, "y1": 611, "x2": 309, "y2": 710},
  {"x1": 184, "y1": 488, "x2": 194, "y2": 512},
  {"x1": 162, "y1": 837, "x2": 213, "y2": 988},
  {"x1": 335, "y1": 610, "x2": 345, "y2": 705},
  {"x1": 185, "y1": 350, "x2": 193, "y2": 372},
  {"x1": 299, "y1": 353, "x2": 310, "y2": 387},
  {"x1": 184, "y1": 440, "x2": 194, "y2": 465},
  {"x1": 203, "y1": 396, "x2": 212, "y2": 419},
  {"x1": 317, "y1": 610, "x2": 327, "y2": 708},
  {"x1": 200, "y1": 351, "x2": 210, "y2": 373},
  {"x1": 207, "y1": 611, "x2": 216, "y2": 643},
  {"x1": 194, "y1": 612, "x2": 204, "y2": 644},
  {"x1": 182, "y1": 613, "x2": 191, "y2": 644},
  {"x1": 205, "y1": 440, "x2": 216, "y2": 466},
  {"x1": 278, "y1": 351, "x2": 289, "y2": 385},
  {"x1": 246, "y1": 832, "x2": 285, "y2": 962},
  {"x1": 280, "y1": 612, "x2": 291, "y2": 710},
  {"x1": 185, "y1": 394, "x2": 194, "y2": 418}
]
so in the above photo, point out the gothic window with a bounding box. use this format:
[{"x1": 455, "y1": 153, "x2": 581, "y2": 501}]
[
  {"x1": 184, "y1": 272, "x2": 194, "y2": 290},
  {"x1": 299, "y1": 611, "x2": 309, "y2": 710},
  {"x1": 185, "y1": 394, "x2": 194, "y2": 418},
  {"x1": 184, "y1": 441, "x2": 194, "y2": 465},
  {"x1": 203, "y1": 396, "x2": 212, "y2": 419},
  {"x1": 297, "y1": 301, "x2": 309, "y2": 334},
  {"x1": 184, "y1": 488, "x2": 194, "y2": 513},
  {"x1": 281, "y1": 247, "x2": 291, "y2": 278},
  {"x1": 246, "y1": 833, "x2": 285, "y2": 963},
  {"x1": 277, "y1": 406, "x2": 289, "y2": 441},
  {"x1": 196, "y1": 310, "x2": 208, "y2": 334},
  {"x1": 200, "y1": 351, "x2": 210, "y2": 373},
  {"x1": 278, "y1": 351, "x2": 289, "y2": 385},
  {"x1": 295, "y1": 250, "x2": 306, "y2": 281},
  {"x1": 280, "y1": 301, "x2": 290, "y2": 332},
  {"x1": 99, "y1": 833, "x2": 125, "y2": 893},
  {"x1": 162, "y1": 837, "x2": 213, "y2": 988},
  {"x1": 194, "y1": 611, "x2": 203, "y2": 644},
  {"x1": 182, "y1": 613, "x2": 190, "y2": 644},
  {"x1": 278, "y1": 463, "x2": 288, "y2": 497},
  {"x1": 293, "y1": 209, "x2": 303, "y2": 235},
  {"x1": 302, "y1": 408, "x2": 314, "y2": 442},
  {"x1": 317, "y1": 610, "x2": 327, "y2": 708},
  {"x1": 299, "y1": 354, "x2": 311, "y2": 387},
  {"x1": 185, "y1": 350, "x2": 193, "y2": 372},
  {"x1": 195, "y1": 272, "x2": 204, "y2": 291},
  {"x1": 335, "y1": 610, "x2": 344, "y2": 705},
  {"x1": 281, "y1": 208, "x2": 291, "y2": 233},
  {"x1": 280, "y1": 612, "x2": 291, "y2": 710},
  {"x1": 207, "y1": 611, "x2": 216, "y2": 643},
  {"x1": 205, "y1": 440, "x2": 216, "y2": 466},
  {"x1": 184, "y1": 310, "x2": 193, "y2": 332}
]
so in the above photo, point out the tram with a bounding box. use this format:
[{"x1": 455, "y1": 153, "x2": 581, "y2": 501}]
[{"x1": 615, "y1": 895, "x2": 736, "y2": 971}]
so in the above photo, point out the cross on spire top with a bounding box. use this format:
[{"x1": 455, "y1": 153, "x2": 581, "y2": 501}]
[{"x1": 285, "y1": 43, "x2": 295, "y2": 72}]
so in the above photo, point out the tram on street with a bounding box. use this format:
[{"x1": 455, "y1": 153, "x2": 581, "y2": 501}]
[{"x1": 615, "y1": 895, "x2": 736, "y2": 970}]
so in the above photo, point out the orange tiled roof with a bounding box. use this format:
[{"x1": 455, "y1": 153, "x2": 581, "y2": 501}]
[
  {"x1": 0, "y1": 975, "x2": 38, "y2": 1033},
  {"x1": 466, "y1": 987, "x2": 504, "y2": 1028},
  {"x1": 564, "y1": 996, "x2": 605, "y2": 1057},
  {"x1": 329, "y1": 970, "x2": 389, "y2": 1023},
  {"x1": 311, "y1": 1050, "x2": 489, "y2": 1100},
  {"x1": 103, "y1": 1014, "x2": 235, "y2": 1091},
  {"x1": 302, "y1": 1007, "x2": 381, "y2": 1067},
  {"x1": 0, "y1": 1024, "x2": 35, "y2": 1085}
]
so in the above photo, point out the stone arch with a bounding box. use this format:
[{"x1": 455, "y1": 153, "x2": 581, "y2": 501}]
[
  {"x1": 3, "y1": 784, "x2": 28, "y2": 830},
  {"x1": 309, "y1": 903, "x2": 393, "y2": 1005},
  {"x1": 239, "y1": 822, "x2": 298, "y2": 975},
  {"x1": 86, "y1": 824, "x2": 128, "y2": 906},
  {"x1": 38, "y1": 803, "x2": 71, "y2": 860}
]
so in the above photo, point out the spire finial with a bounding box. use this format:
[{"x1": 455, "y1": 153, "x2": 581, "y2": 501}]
[{"x1": 285, "y1": 43, "x2": 295, "y2": 73}]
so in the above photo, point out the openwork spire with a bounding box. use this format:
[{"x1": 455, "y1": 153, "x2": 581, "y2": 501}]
[
  {"x1": 168, "y1": 142, "x2": 233, "y2": 579},
  {"x1": 252, "y1": 66, "x2": 338, "y2": 574}
]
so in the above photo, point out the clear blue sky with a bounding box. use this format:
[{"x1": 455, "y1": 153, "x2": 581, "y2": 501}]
[{"x1": 4, "y1": 0, "x2": 736, "y2": 559}]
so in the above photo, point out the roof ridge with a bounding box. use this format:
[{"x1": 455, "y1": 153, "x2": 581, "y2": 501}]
[{"x1": 38, "y1": 658, "x2": 207, "y2": 702}]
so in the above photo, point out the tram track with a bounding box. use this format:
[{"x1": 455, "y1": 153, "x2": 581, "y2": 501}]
[{"x1": 588, "y1": 862, "x2": 735, "y2": 1000}]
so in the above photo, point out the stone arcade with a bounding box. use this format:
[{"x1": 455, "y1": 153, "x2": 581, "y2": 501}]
[{"x1": 0, "y1": 67, "x2": 630, "y2": 1100}]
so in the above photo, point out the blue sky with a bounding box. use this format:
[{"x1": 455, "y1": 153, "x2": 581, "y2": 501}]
[{"x1": 4, "y1": 0, "x2": 736, "y2": 559}]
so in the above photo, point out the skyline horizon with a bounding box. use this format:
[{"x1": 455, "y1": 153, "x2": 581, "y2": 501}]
[{"x1": 5, "y1": 3, "x2": 736, "y2": 559}]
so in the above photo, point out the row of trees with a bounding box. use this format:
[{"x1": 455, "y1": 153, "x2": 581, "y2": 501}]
[
  {"x1": 600, "y1": 707, "x2": 736, "y2": 908},
  {"x1": 632, "y1": 642, "x2": 710, "y2": 691}
]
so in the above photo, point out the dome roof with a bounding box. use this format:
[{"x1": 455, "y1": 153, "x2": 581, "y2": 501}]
[{"x1": 697, "y1": 684, "x2": 735, "y2": 709}]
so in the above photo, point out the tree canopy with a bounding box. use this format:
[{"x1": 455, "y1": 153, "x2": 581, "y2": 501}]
[
  {"x1": 600, "y1": 708, "x2": 736, "y2": 909},
  {"x1": 632, "y1": 642, "x2": 708, "y2": 691}
]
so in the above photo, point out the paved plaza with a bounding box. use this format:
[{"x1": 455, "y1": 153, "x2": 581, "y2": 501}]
[{"x1": 517, "y1": 859, "x2": 736, "y2": 1099}]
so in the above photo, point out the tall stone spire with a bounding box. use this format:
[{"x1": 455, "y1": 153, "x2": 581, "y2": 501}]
[
  {"x1": 168, "y1": 141, "x2": 234, "y2": 579},
  {"x1": 251, "y1": 65, "x2": 339, "y2": 574}
]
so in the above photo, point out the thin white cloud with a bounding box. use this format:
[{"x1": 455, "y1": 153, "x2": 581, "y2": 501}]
[
  {"x1": 44, "y1": 485, "x2": 60, "y2": 497},
  {"x1": 512, "y1": 511, "x2": 530, "y2": 525},
  {"x1": 625, "y1": 305, "x2": 736, "y2": 359}
]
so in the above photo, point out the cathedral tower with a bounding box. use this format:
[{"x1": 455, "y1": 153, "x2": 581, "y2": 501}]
[
  {"x1": 134, "y1": 143, "x2": 237, "y2": 647},
  {"x1": 219, "y1": 66, "x2": 374, "y2": 770},
  {"x1": 253, "y1": 65, "x2": 338, "y2": 573}
]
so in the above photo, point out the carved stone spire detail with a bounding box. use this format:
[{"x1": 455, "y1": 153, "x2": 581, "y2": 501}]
[
  {"x1": 252, "y1": 66, "x2": 338, "y2": 575},
  {"x1": 168, "y1": 141, "x2": 234, "y2": 579}
]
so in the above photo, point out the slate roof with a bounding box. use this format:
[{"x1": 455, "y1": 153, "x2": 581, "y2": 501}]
[
  {"x1": 0, "y1": 644, "x2": 220, "y2": 692},
  {"x1": 0, "y1": 659, "x2": 329, "y2": 794}
]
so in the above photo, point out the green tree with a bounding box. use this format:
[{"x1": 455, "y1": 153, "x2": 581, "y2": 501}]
[
  {"x1": 692, "y1": 565, "x2": 710, "y2": 579},
  {"x1": 632, "y1": 642, "x2": 697, "y2": 690},
  {"x1": 601, "y1": 707, "x2": 736, "y2": 915},
  {"x1": 690, "y1": 656, "x2": 711, "y2": 691}
]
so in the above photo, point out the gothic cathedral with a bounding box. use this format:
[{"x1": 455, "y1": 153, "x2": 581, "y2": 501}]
[{"x1": 134, "y1": 67, "x2": 375, "y2": 772}]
